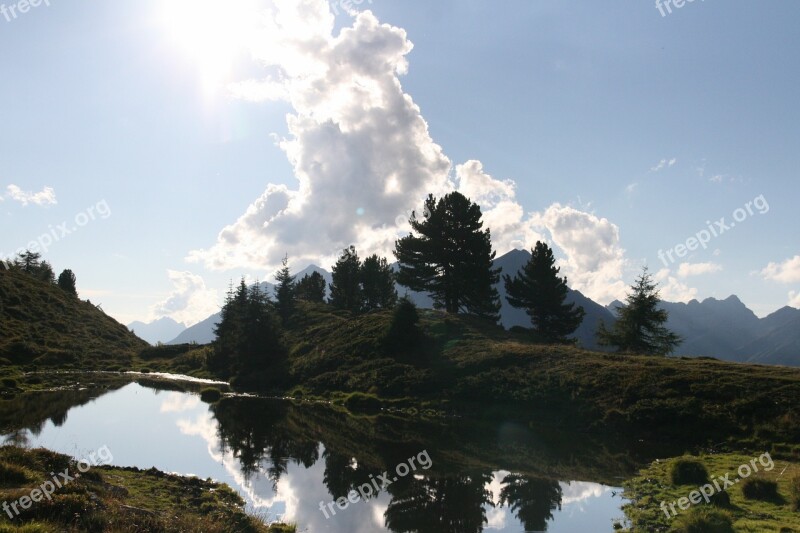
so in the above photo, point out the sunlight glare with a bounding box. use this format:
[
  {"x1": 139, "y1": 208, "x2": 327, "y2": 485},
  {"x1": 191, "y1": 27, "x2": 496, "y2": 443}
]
[{"x1": 159, "y1": 0, "x2": 262, "y2": 95}]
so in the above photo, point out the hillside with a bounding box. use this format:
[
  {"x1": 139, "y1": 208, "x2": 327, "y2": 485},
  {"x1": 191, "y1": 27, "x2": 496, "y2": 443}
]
[
  {"x1": 275, "y1": 302, "x2": 800, "y2": 448},
  {"x1": 0, "y1": 268, "x2": 147, "y2": 368}
]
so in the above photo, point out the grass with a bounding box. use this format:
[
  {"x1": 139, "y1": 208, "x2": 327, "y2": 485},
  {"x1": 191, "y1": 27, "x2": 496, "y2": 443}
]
[
  {"x1": 791, "y1": 473, "x2": 800, "y2": 511},
  {"x1": 623, "y1": 453, "x2": 800, "y2": 532},
  {"x1": 267, "y1": 301, "x2": 800, "y2": 449},
  {"x1": 0, "y1": 446, "x2": 290, "y2": 532},
  {"x1": 0, "y1": 269, "x2": 146, "y2": 371},
  {"x1": 670, "y1": 507, "x2": 734, "y2": 533}
]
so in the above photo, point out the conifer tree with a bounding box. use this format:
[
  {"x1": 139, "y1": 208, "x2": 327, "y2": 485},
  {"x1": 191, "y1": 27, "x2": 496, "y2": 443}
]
[
  {"x1": 329, "y1": 246, "x2": 363, "y2": 313},
  {"x1": 504, "y1": 242, "x2": 585, "y2": 343},
  {"x1": 597, "y1": 267, "x2": 682, "y2": 355},
  {"x1": 296, "y1": 271, "x2": 327, "y2": 303},
  {"x1": 57, "y1": 269, "x2": 78, "y2": 296},
  {"x1": 274, "y1": 255, "x2": 296, "y2": 324},
  {"x1": 361, "y1": 254, "x2": 397, "y2": 311},
  {"x1": 395, "y1": 192, "x2": 501, "y2": 322}
]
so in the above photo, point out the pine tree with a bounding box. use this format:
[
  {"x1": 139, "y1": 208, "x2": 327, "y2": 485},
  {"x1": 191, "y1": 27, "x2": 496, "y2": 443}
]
[
  {"x1": 57, "y1": 269, "x2": 78, "y2": 296},
  {"x1": 274, "y1": 255, "x2": 296, "y2": 324},
  {"x1": 242, "y1": 282, "x2": 283, "y2": 371},
  {"x1": 361, "y1": 254, "x2": 397, "y2": 311},
  {"x1": 211, "y1": 278, "x2": 285, "y2": 378},
  {"x1": 329, "y1": 246, "x2": 363, "y2": 313},
  {"x1": 597, "y1": 267, "x2": 682, "y2": 355},
  {"x1": 395, "y1": 192, "x2": 501, "y2": 322},
  {"x1": 14, "y1": 250, "x2": 41, "y2": 273},
  {"x1": 295, "y1": 271, "x2": 327, "y2": 303},
  {"x1": 503, "y1": 242, "x2": 585, "y2": 343},
  {"x1": 37, "y1": 261, "x2": 55, "y2": 283}
]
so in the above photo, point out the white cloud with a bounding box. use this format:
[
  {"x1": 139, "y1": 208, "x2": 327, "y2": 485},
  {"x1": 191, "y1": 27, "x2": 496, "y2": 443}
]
[
  {"x1": 189, "y1": 4, "x2": 451, "y2": 271},
  {"x1": 677, "y1": 262, "x2": 722, "y2": 278},
  {"x1": 650, "y1": 158, "x2": 676, "y2": 172},
  {"x1": 789, "y1": 291, "x2": 800, "y2": 308},
  {"x1": 761, "y1": 255, "x2": 800, "y2": 284},
  {"x1": 150, "y1": 270, "x2": 219, "y2": 326},
  {"x1": 530, "y1": 204, "x2": 628, "y2": 303},
  {"x1": 188, "y1": 1, "x2": 629, "y2": 305},
  {"x1": 655, "y1": 268, "x2": 698, "y2": 302},
  {"x1": 5, "y1": 184, "x2": 57, "y2": 206}
]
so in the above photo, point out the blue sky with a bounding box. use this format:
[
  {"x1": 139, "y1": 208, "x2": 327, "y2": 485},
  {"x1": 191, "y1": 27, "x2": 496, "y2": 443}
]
[{"x1": 1, "y1": 0, "x2": 798, "y2": 325}]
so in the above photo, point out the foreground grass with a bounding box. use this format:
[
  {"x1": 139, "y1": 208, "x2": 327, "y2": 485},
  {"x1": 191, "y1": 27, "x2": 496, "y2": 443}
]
[
  {"x1": 0, "y1": 446, "x2": 293, "y2": 532},
  {"x1": 622, "y1": 453, "x2": 800, "y2": 532}
]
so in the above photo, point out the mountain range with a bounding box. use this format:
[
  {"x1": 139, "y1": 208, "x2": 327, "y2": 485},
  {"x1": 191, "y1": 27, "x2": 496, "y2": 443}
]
[{"x1": 128, "y1": 250, "x2": 800, "y2": 366}]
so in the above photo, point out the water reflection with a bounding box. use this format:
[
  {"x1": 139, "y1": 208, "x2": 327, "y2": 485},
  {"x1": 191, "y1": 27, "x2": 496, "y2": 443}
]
[{"x1": 1, "y1": 383, "x2": 632, "y2": 532}]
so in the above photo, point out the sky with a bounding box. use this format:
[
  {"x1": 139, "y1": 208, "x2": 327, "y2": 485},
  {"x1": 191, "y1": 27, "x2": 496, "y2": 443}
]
[{"x1": 1, "y1": 0, "x2": 798, "y2": 326}]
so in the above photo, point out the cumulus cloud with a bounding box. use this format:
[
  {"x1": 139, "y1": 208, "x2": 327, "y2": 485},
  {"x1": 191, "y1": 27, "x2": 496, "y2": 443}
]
[
  {"x1": 189, "y1": 3, "x2": 451, "y2": 271},
  {"x1": 5, "y1": 184, "x2": 57, "y2": 206},
  {"x1": 150, "y1": 270, "x2": 219, "y2": 326},
  {"x1": 188, "y1": 0, "x2": 629, "y2": 304},
  {"x1": 531, "y1": 204, "x2": 628, "y2": 303},
  {"x1": 650, "y1": 158, "x2": 676, "y2": 172},
  {"x1": 761, "y1": 255, "x2": 800, "y2": 284},
  {"x1": 677, "y1": 262, "x2": 722, "y2": 278},
  {"x1": 655, "y1": 268, "x2": 698, "y2": 302}
]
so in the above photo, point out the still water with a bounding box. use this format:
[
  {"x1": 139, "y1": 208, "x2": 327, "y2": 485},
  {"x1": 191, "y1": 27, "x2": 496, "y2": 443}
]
[{"x1": 1, "y1": 382, "x2": 633, "y2": 532}]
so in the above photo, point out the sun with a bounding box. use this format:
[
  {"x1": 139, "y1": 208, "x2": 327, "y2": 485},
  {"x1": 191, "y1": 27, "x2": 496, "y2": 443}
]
[{"x1": 158, "y1": 0, "x2": 262, "y2": 94}]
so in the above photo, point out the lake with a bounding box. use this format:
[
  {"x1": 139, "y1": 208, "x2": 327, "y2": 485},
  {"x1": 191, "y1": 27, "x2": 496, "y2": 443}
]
[{"x1": 0, "y1": 380, "x2": 636, "y2": 532}]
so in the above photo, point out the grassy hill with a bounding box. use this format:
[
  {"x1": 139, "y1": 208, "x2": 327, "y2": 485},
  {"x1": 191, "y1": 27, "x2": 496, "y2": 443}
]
[
  {"x1": 0, "y1": 268, "x2": 146, "y2": 370},
  {"x1": 275, "y1": 302, "x2": 800, "y2": 450}
]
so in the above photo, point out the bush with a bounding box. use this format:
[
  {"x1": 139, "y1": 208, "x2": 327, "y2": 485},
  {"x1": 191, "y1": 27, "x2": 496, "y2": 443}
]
[
  {"x1": 383, "y1": 297, "x2": 423, "y2": 360},
  {"x1": 709, "y1": 489, "x2": 730, "y2": 508},
  {"x1": 670, "y1": 507, "x2": 734, "y2": 533},
  {"x1": 741, "y1": 477, "x2": 779, "y2": 501},
  {"x1": 670, "y1": 458, "x2": 709, "y2": 485},
  {"x1": 1, "y1": 377, "x2": 18, "y2": 389},
  {"x1": 200, "y1": 387, "x2": 222, "y2": 403},
  {"x1": 342, "y1": 392, "x2": 383, "y2": 413},
  {"x1": 790, "y1": 473, "x2": 800, "y2": 511}
]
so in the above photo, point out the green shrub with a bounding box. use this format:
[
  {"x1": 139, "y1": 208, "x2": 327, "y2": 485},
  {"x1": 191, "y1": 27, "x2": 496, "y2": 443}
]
[
  {"x1": 342, "y1": 392, "x2": 383, "y2": 413},
  {"x1": 670, "y1": 458, "x2": 709, "y2": 485},
  {"x1": 670, "y1": 507, "x2": 734, "y2": 533},
  {"x1": 741, "y1": 477, "x2": 779, "y2": 501},
  {"x1": 1, "y1": 377, "x2": 18, "y2": 389},
  {"x1": 200, "y1": 387, "x2": 222, "y2": 403}
]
